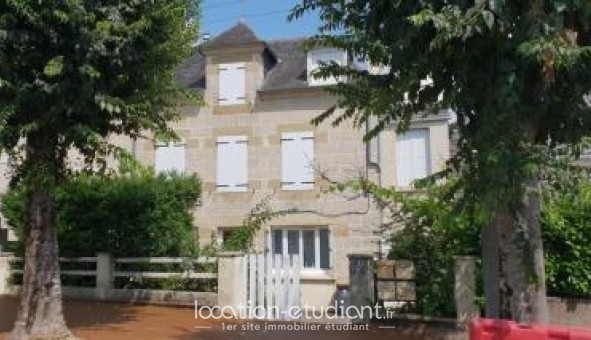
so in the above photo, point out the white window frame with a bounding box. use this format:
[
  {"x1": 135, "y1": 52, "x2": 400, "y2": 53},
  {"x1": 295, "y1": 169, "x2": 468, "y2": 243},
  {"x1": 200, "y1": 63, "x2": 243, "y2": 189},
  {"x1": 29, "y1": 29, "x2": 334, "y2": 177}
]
[
  {"x1": 154, "y1": 140, "x2": 186, "y2": 174},
  {"x1": 216, "y1": 135, "x2": 248, "y2": 192},
  {"x1": 307, "y1": 48, "x2": 348, "y2": 86},
  {"x1": 281, "y1": 131, "x2": 315, "y2": 191},
  {"x1": 218, "y1": 62, "x2": 246, "y2": 106},
  {"x1": 269, "y1": 227, "x2": 331, "y2": 272},
  {"x1": 396, "y1": 129, "x2": 431, "y2": 188}
]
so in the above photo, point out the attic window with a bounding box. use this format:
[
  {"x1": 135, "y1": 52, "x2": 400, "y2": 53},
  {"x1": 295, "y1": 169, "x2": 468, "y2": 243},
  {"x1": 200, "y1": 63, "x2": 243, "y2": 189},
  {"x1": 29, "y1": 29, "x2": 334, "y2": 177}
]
[
  {"x1": 218, "y1": 62, "x2": 246, "y2": 105},
  {"x1": 307, "y1": 48, "x2": 347, "y2": 86}
]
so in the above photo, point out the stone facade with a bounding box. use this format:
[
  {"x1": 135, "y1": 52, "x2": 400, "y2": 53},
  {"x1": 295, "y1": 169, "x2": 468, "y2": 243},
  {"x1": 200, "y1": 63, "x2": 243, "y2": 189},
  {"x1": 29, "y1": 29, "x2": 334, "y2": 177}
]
[{"x1": 131, "y1": 92, "x2": 385, "y2": 287}]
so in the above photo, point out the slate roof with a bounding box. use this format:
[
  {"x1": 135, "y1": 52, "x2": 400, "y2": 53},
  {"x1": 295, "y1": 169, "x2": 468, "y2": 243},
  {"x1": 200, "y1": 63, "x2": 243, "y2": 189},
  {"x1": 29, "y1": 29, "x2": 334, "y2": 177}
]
[
  {"x1": 174, "y1": 23, "x2": 309, "y2": 93},
  {"x1": 174, "y1": 51, "x2": 206, "y2": 92},
  {"x1": 263, "y1": 38, "x2": 308, "y2": 91},
  {"x1": 203, "y1": 22, "x2": 262, "y2": 50}
]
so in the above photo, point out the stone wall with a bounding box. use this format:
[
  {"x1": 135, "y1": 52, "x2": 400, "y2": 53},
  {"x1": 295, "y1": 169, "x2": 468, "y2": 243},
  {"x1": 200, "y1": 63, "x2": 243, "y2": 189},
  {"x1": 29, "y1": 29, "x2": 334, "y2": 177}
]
[{"x1": 547, "y1": 296, "x2": 591, "y2": 328}]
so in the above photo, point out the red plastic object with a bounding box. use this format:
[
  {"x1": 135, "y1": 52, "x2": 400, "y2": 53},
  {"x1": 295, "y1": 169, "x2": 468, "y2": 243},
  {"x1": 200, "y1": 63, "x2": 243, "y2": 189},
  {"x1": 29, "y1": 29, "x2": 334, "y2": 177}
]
[{"x1": 469, "y1": 318, "x2": 591, "y2": 340}]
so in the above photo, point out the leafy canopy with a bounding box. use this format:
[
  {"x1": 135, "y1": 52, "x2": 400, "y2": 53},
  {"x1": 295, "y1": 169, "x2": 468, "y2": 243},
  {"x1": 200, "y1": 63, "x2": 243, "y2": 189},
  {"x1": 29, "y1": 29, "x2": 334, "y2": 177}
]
[
  {"x1": 291, "y1": 0, "x2": 591, "y2": 210},
  {"x1": 0, "y1": 0, "x2": 200, "y2": 179}
]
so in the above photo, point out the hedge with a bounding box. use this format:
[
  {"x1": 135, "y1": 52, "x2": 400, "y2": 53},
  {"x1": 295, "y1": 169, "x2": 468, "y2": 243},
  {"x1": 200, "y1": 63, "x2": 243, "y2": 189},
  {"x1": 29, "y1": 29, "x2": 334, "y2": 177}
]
[{"x1": 2, "y1": 172, "x2": 201, "y2": 257}]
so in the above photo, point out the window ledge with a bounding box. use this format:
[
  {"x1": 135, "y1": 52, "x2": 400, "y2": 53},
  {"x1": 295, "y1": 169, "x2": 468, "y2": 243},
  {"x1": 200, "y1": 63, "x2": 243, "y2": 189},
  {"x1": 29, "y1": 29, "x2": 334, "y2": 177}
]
[
  {"x1": 300, "y1": 271, "x2": 334, "y2": 281},
  {"x1": 275, "y1": 188, "x2": 321, "y2": 200},
  {"x1": 213, "y1": 103, "x2": 251, "y2": 115},
  {"x1": 212, "y1": 190, "x2": 254, "y2": 203},
  {"x1": 215, "y1": 189, "x2": 250, "y2": 194}
]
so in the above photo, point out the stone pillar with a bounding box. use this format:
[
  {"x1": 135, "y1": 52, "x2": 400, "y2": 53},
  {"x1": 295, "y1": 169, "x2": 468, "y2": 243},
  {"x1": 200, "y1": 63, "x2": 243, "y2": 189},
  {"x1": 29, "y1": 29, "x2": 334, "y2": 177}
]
[
  {"x1": 96, "y1": 252, "x2": 114, "y2": 300},
  {"x1": 217, "y1": 252, "x2": 247, "y2": 311},
  {"x1": 348, "y1": 254, "x2": 375, "y2": 322},
  {"x1": 455, "y1": 256, "x2": 479, "y2": 326},
  {"x1": 0, "y1": 253, "x2": 13, "y2": 296}
]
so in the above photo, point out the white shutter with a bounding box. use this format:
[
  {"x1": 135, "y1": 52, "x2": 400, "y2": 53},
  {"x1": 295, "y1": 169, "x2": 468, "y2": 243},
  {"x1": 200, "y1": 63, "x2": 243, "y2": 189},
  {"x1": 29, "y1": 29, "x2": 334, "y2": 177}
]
[
  {"x1": 218, "y1": 63, "x2": 246, "y2": 105},
  {"x1": 155, "y1": 143, "x2": 185, "y2": 174},
  {"x1": 217, "y1": 136, "x2": 248, "y2": 192},
  {"x1": 396, "y1": 129, "x2": 430, "y2": 187},
  {"x1": 281, "y1": 132, "x2": 314, "y2": 190}
]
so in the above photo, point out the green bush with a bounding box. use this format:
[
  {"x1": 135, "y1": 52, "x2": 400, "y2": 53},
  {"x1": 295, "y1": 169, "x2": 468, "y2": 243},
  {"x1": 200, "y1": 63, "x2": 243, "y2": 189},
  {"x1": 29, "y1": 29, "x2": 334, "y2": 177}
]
[
  {"x1": 387, "y1": 175, "x2": 591, "y2": 318},
  {"x1": 387, "y1": 180, "x2": 483, "y2": 317},
  {"x1": 542, "y1": 178, "x2": 591, "y2": 298},
  {"x1": 2, "y1": 172, "x2": 201, "y2": 257}
]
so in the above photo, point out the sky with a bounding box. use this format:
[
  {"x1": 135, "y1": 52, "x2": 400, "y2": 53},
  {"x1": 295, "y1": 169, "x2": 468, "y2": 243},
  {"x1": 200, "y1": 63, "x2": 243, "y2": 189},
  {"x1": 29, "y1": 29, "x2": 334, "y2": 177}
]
[{"x1": 201, "y1": 0, "x2": 322, "y2": 40}]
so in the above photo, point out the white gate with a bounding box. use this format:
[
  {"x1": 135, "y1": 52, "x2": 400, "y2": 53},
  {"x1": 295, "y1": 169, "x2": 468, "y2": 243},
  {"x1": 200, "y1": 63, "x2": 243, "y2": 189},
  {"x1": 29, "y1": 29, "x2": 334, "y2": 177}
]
[{"x1": 246, "y1": 253, "x2": 301, "y2": 320}]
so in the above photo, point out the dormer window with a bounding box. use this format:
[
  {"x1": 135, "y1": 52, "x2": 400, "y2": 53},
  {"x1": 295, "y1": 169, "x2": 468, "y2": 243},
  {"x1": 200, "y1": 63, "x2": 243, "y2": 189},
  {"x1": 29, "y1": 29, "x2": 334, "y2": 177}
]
[
  {"x1": 352, "y1": 56, "x2": 392, "y2": 75},
  {"x1": 218, "y1": 62, "x2": 246, "y2": 105},
  {"x1": 307, "y1": 48, "x2": 348, "y2": 86}
]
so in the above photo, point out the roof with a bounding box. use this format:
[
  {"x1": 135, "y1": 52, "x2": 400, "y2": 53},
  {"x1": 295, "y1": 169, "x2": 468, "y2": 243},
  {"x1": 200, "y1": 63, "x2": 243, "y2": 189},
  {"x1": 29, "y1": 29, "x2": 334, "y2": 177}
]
[
  {"x1": 174, "y1": 51, "x2": 206, "y2": 92},
  {"x1": 202, "y1": 22, "x2": 262, "y2": 50},
  {"x1": 174, "y1": 24, "x2": 310, "y2": 93},
  {"x1": 263, "y1": 38, "x2": 308, "y2": 91}
]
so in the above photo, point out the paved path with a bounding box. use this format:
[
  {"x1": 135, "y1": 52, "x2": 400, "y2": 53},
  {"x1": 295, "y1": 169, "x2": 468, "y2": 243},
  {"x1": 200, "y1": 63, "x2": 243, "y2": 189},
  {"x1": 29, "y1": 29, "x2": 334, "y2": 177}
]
[{"x1": 0, "y1": 297, "x2": 464, "y2": 339}]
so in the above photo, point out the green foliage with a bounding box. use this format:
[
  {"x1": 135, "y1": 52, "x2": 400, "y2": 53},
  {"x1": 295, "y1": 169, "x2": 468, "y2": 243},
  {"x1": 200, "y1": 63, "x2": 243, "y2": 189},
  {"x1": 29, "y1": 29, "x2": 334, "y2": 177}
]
[
  {"x1": 381, "y1": 172, "x2": 591, "y2": 317},
  {"x1": 292, "y1": 2, "x2": 591, "y2": 319},
  {"x1": 351, "y1": 178, "x2": 484, "y2": 317},
  {"x1": 291, "y1": 0, "x2": 591, "y2": 214},
  {"x1": 0, "y1": 0, "x2": 201, "y2": 181},
  {"x1": 542, "y1": 174, "x2": 591, "y2": 298},
  {"x1": 2, "y1": 172, "x2": 201, "y2": 257},
  {"x1": 0, "y1": 1, "x2": 202, "y2": 329}
]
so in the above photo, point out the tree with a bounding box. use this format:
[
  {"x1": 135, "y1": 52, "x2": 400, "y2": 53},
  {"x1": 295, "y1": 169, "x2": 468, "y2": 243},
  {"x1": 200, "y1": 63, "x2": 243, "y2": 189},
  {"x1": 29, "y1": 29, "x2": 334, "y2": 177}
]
[
  {"x1": 0, "y1": 1, "x2": 200, "y2": 338},
  {"x1": 291, "y1": 0, "x2": 591, "y2": 323}
]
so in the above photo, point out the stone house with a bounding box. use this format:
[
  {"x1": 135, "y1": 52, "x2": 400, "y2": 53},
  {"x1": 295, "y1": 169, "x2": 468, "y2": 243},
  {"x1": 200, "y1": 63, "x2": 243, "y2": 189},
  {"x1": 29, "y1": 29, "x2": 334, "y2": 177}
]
[
  {"x1": 0, "y1": 23, "x2": 450, "y2": 308},
  {"x1": 130, "y1": 23, "x2": 450, "y2": 307}
]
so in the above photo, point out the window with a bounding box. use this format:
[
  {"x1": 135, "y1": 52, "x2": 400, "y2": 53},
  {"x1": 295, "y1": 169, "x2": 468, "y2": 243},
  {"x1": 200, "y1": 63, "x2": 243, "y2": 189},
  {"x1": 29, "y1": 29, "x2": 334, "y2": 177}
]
[
  {"x1": 396, "y1": 129, "x2": 430, "y2": 187},
  {"x1": 154, "y1": 142, "x2": 185, "y2": 173},
  {"x1": 217, "y1": 227, "x2": 238, "y2": 247},
  {"x1": 281, "y1": 131, "x2": 314, "y2": 191},
  {"x1": 271, "y1": 228, "x2": 331, "y2": 271},
  {"x1": 218, "y1": 62, "x2": 246, "y2": 105},
  {"x1": 217, "y1": 136, "x2": 248, "y2": 192},
  {"x1": 307, "y1": 49, "x2": 347, "y2": 86}
]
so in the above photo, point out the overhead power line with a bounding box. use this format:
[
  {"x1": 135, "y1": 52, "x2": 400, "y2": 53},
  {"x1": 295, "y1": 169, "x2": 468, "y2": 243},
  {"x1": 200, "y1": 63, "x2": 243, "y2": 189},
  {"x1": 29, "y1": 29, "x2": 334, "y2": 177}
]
[
  {"x1": 206, "y1": 8, "x2": 292, "y2": 25},
  {"x1": 202, "y1": 0, "x2": 241, "y2": 11}
]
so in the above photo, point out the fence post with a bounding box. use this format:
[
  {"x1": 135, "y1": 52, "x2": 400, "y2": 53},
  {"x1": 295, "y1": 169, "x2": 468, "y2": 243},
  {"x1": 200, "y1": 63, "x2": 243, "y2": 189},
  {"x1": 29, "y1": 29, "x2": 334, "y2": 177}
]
[
  {"x1": 0, "y1": 252, "x2": 13, "y2": 296},
  {"x1": 348, "y1": 254, "x2": 375, "y2": 322},
  {"x1": 96, "y1": 252, "x2": 114, "y2": 300},
  {"x1": 217, "y1": 252, "x2": 247, "y2": 311},
  {"x1": 455, "y1": 256, "x2": 479, "y2": 326}
]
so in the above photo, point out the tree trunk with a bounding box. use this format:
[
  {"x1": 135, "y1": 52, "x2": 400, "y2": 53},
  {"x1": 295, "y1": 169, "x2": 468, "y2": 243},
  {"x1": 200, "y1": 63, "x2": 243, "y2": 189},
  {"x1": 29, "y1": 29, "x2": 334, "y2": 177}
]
[
  {"x1": 9, "y1": 186, "x2": 72, "y2": 339},
  {"x1": 9, "y1": 140, "x2": 72, "y2": 339},
  {"x1": 496, "y1": 180, "x2": 549, "y2": 324}
]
